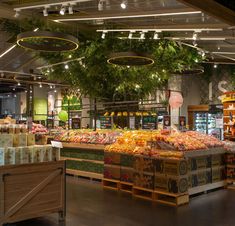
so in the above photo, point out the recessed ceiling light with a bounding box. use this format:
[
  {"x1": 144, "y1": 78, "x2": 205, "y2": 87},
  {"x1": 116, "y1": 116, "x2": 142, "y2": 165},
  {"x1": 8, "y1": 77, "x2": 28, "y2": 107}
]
[{"x1": 214, "y1": 64, "x2": 218, "y2": 68}]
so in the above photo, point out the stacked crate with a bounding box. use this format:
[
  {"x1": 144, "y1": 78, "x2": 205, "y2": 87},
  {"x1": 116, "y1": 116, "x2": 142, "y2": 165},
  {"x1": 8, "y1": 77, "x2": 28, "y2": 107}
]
[
  {"x1": 225, "y1": 152, "x2": 235, "y2": 182},
  {"x1": 103, "y1": 152, "x2": 121, "y2": 189}
]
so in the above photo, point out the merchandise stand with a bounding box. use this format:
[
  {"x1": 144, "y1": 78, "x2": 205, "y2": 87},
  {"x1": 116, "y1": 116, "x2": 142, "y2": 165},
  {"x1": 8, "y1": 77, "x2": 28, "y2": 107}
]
[{"x1": 0, "y1": 160, "x2": 66, "y2": 226}]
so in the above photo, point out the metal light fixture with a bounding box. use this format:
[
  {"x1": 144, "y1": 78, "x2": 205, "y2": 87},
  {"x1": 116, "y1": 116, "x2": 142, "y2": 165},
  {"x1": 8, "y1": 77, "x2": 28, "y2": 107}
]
[
  {"x1": 153, "y1": 32, "x2": 159, "y2": 40},
  {"x1": 43, "y1": 7, "x2": 48, "y2": 16},
  {"x1": 39, "y1": 83, "x2": 42, "y2": 88},
  {"x1": 17, "y1": 82, "x2": 21, "y2": 86},
  {"x1": 128, "y1": 31, "x2": 134, "y2": 39},
  {"x1": 60, "y1": 5, "x2": 66, "y2": 15},
  {"x1": 68, "y1": 4, "x2": 74, "y2": 14},
  {"x1": 14, "y1": 10, "x2": 20, "y2": 18},
  {"x1": 140, "y1": 31, "x2": 146, "y2": 40},
  {"x1": 192, "y1": 32, "x2": 198, "y2": 40},
  {"x1": 120, "y1": 1, "x2": 127, "y2": 9},
  {"x1": 101, "y1": 31, "x2": 107, "y2": 39},
  {"x1": 98, "y1": 0, "x2": 104, "y2": 11}
]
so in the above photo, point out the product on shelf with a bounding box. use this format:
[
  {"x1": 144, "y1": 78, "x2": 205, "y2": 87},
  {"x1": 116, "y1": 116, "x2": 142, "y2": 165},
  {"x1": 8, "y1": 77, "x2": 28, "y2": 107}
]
[
  {"x1": 54, "y1": 129, "x2": 122, "y2": 145},
  {"x1": 32, "y1": 123, "x2": 48, "y2": 134}
]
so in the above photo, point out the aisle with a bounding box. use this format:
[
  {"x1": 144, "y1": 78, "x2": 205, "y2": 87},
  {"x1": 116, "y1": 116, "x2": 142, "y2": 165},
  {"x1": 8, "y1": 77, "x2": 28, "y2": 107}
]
[{"x1": 10, "y1": 176, "x2": 235, "y2": 226}]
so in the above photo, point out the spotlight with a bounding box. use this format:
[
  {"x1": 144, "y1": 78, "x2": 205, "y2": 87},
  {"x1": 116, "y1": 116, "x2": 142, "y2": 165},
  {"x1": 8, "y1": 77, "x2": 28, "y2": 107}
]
[
  {"x1": 153, "y1": 32, "x2": 159, "y2": 40},
  {"x1": 54, "y1": 89, "x2": 57, "y2": 93},
  {"x1": 192, "y1": 32, "x2": 198, "y2": 40},
  {"x1": 98, "y1": 0, "x2": 104, "y2": 11},
  {"x1": 121, "y1": 1, "x2": 127, "y2": 9},
  {"x1": 14, "y1": 94, "x2": 17, "y2": 98},
  {"x1": 101, "y1": 31, "x2": 107, "y2": 39},
  {"x1": 7, "y1": 95, "x2": 10, "y2": 97},
  {"x1": 217, "y1": 46, "x2": 220, "y2": 50},
  {"x1": 201, "y1": 51, "x2": 205, "y2": 57},
  {"x1": 47, "y1": 69, "x2": 50, "y2": 73},
  {"x1": 60, "y1": 5, "x2": 66, "y2": 15},
  {"x1": 1, "y1": 72, "x2": 4, "y2": 78},
  {"x1": 127, "y1": 65, "x2": 130, "y2": 68},
  {"x1": 33, "y1": 28, "x2": 39, "y2": 32},
  {"x1": 30, "y1": 90, "x2": 32, "y2": 93},
  {"x1": 140, "y1": 31, "x2": 146, "y2": 40},
  {"x1": 214, "y1": 64, "x2": 218, "y2": 68},
  {"x1": 14, "y1": 10, "x2": 20, "y2": 18},
  {"x1": 13, "y1": 88, "x2": 15, "y2": 91},
  {"x1": 50, "y1": 85, "x2": 53, "y2": 89},
  {"x1": 43, "y1": 7, "x2": 48, "y2": 16},
  {"x1": 68, "y1": 55, "x2": 72, "y2": 58},
  {"x1": 25, "y1": 90, "x2": 28, "y2": 93},
  {"x1": 68, "y1": 4, "x2": 73, "y2": 15},
  {"x1": 39, "y1": 83, "x2": 42, "y2": 88},
  {"x1": 128, "y1": 31, "x2": 134, "y2": 39},
  {"x1": 65, "y1": 64, "x2": 69, "y2": 69},
  {"x1": 17, "y1": 82, "x2": 21, "y2": 86}
]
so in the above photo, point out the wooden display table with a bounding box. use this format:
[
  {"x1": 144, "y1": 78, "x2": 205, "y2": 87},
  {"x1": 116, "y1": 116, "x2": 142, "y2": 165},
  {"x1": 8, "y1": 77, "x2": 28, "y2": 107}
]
[{"x1": 0, "y1": 161, "x2": 66, "y2": 226}]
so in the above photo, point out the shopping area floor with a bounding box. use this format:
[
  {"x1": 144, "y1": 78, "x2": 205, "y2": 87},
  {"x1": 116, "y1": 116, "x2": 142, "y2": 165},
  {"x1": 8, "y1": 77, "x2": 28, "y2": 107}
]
[{"x1": 9, "y1": 176, "x2": 235, "y2": 226}]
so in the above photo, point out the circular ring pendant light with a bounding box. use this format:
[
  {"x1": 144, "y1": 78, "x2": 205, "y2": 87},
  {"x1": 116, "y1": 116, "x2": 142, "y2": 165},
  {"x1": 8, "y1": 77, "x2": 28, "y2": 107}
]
[
  {"x1": 17, "y1": 31, "x2": 79, "y2": 52},
  {"x1": 107, "y1": 51, "x2": 154, "y2": 66}
]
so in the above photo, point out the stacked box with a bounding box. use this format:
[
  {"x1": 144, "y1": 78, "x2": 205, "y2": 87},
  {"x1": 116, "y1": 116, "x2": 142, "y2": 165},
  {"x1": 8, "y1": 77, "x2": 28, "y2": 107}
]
[
  {"x1": 211, "y1": 154, "x2": 224, "y2": 167},
  {"x1": 133, "y1": 172, "x2": 154, "y2": 189},
  {"x1": 155, "y1": 159, "x2": 164, "y2": 174},
  {"x1": 13, "y1": 134, "x2": 27, "y2": 147},
  {"x1": 163, "y1": 159, "x2": 188, "y2": 176},
  {"x1": 44, "y1": 145, "x2": 52, "y2": 162},
  {"x1": 188, "y1": 169, "x2": 211, "y2": 188},
  {"x1": 212, "y1": 166, "x2": 225, "y2": 183},
  {"x1": 18, "y1": 147, "x2": 30, "y2": 164},
  {"x1": 5, "y1": 147, "x2": 15, "y2": 165},
  {"x1": 120, "y1": 166, "x2": 133, "y2": 183},
  {"x1": 104, "y1": 164, "x2": 120, "y2": 180},
  {"x1": 188, "y1": 156, "x2": 210, "y2": 171},
  {"x1": 52, "y1": 147, "x2": 60, "y2": 161},
  {"x1": 27, "y1": 134, "x2": 35, "y2": 146},
  {"x1": 104, "y1": 152, "x2": 120, "y2": 165},
  {"x1": 120, "y1": 153, "x2": 134, "y2": 167},
  {"x1": 0, "y1": 134, "x2": 13, "y2": 148},
  {"x1": 31, "y1": 145, "x2": 43, "y2": 163},
  {"x1": 225, "y1": 153, "x2": 235, "y2": 165},
  {"x1": 133, "y1": 155, "x2": 155, "y2": 173},
  {"x1": 0, "y1": 148, "x2": 4, "y2": 165}
]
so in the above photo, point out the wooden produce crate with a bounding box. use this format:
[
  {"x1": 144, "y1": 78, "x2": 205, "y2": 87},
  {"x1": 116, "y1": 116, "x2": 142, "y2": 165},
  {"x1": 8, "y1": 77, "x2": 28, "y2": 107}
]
[
  {"x1": 0, "y1": 161, "x2": 66, "y2": 226},
  {"x1": 132, "y1": 186, "x2": 154, "y2": 201},
  {"x1": 120, "y1": 181, "x2": 133, "y2": 193},
  {"x1": 104, "y1": 164, "x2": 120, "y2": 180},
  {"x1": 212, "y1": 166, "x2": 226, "y2": 183},
  {"x1": 120, "y1": 153, "x2": 134, "y2": 167},
  {"x1": 225, "y1": 153, "x2": 235, "y2": 165},
  {"x1": 211, "y1": 154, "x2": 225, "y2": 167},
  {"x1": 103, "y1": 178, "x2": 120, "y2": 190}
]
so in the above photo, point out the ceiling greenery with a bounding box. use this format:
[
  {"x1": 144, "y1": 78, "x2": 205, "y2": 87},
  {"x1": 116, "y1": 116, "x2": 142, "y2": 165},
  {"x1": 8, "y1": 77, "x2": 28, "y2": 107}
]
[{"x1": 1, "y1": 18, "x2": 206, "y2": 101}]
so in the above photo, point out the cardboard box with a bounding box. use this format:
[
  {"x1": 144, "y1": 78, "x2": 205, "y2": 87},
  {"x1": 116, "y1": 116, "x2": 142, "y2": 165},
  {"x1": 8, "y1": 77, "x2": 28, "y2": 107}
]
[
  {"x1": 13, "y1": 134, "x2": 27, "y2": 147},
  {"x1": 0, "y1": 134, "x2": 13, "y2": 148},
  {"x1": 155, "y1": 159, "x2": 164, "y2": 174},
  {"x1": 120, "y1": 153, "x2": 134, "y2": 167},
  {"x1": 133, "y1": 155, "x2": 155, "y2": 173},
  {"x1": 154, "y1": 173, "x2": 168, "y2": 191},
  {"x1": 164, "y1": 158, "x2": 188, "y2": 176},
  {"x1": 104, "y1": 164, "x2": 120, "y2": 180},
  {"x1": 44, "y1": 144, "x2": 52, "y2": 161},
  {"x1": 120, "y1": 166, "x2": 133, "y2": 183},
  {"x1": 189, "y1": 170, "x2": 211, "y2": 187},
  {"x1": 104, "y1": 152, "x2": 120, "y2": 165},
  {"x1": 212, "y1": 166, "x2": 225, "y2": 182},
  {"x1": 31, "y1": 145, "x2": 43, "y2": 163},
  {"x1": 51, "y1": 147, "x2": 60, "y2": 161},
  {"x1": 27, "y1": 133, "x2": 35, "y2": 146},
  {"x1": 133, "y1": 171, "x2": 154, "y2": 189},
  {"x1": 5, "y1": 147, "x2": 15, "y2": 165},
  {"x1": 211, "y1": 154, "x2": 224, "y2": 167},
  {"x1": 15, "y1": 147, "x2": 29, "y2": 164},
  {"x1": 188, "y1": 156, "x2": 209, "y2": 171},
  {"x1": 0, "y1": 148, "x2": 5, "y2": 165}
]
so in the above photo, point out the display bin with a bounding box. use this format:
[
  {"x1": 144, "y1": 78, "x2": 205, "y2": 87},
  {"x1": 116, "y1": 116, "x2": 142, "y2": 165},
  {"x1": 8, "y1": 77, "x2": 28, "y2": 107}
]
[
  {"x1": 211, "y1": 154, "x2": 225, "y2": 167},
  {"x1": 0, "y1": 161, "x2": 66, "y2": 226},
  {"x1": 225, "y1": 153, "x2": 235, "y2": 165},
  {"x1": 188, "y1": 156, "x2": 210, "y2": 171},
  {"x1": 212, "y1": 166, "x2": 225, "y2": 183}
]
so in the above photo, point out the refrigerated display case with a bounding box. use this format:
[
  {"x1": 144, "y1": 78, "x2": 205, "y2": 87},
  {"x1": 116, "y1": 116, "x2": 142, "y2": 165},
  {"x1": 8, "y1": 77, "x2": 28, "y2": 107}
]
[{"x1": 194, "y1": 112, "x2": 207, "y2": 134}]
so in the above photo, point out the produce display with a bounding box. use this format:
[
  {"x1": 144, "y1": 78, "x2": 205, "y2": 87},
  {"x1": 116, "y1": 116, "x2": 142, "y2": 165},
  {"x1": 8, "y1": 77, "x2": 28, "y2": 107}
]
[
  {"x1": 0, "y1": 123, "x2": 27, "y2": 134},
  {"x1": 32, "y1": 122, "x2": 48, "y2": 134},
  {"x1": 54, "y1": 129, "x2": 122, "y2": 145}
]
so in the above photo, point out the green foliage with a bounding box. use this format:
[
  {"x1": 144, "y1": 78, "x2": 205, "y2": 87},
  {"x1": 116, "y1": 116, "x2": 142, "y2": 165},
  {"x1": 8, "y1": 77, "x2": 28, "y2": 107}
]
[{"x1": 2, "y1": 18, "x2": 205, "y2": 101}]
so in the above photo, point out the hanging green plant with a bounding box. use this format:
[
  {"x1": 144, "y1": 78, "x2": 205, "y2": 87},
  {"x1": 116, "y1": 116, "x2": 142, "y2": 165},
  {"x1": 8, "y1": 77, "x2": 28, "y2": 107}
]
[{"x1": 2, "y1": 18, "x2": 206, "y2": 101}]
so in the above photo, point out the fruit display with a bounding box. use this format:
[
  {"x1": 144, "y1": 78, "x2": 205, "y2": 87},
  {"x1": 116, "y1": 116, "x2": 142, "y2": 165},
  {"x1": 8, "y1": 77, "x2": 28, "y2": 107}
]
[
  {"x1": 54, "y1": 129, "x2": 122, "y2": 145},
  {"x1": 223, "y1": 141, "x2": 235, "y2": 152},
  {"x1": 32, "y1": 123, "x2": 48, "y2": 134}
]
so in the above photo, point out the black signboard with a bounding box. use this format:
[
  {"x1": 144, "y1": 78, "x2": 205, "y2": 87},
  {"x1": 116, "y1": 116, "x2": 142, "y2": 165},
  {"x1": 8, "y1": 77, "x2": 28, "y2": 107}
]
[
  {"x1": 163, "y1": 115, "x2": 171, "y2": 129},
  {"x1": 100, "y1": 116, "x2": 112, "y2": 129},
  {"x1": 72, "y1": 118, "x2": 81, "y2": 129},
  {"x1": 142, "y1": 116, "x2": 157, "y2": 130}
]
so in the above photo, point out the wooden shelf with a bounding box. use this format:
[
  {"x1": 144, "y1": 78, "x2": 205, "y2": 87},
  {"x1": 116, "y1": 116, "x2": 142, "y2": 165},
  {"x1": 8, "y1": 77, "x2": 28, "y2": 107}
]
[
  {"x1": 62, "y1": 142, "x2": 105, "y2": 151},
  {"x1": 66, "y1": 168, "x2": 103, "y2": 180},
  {"x1": 60, "y1": 156, "x2": 104, "y2": 164}
]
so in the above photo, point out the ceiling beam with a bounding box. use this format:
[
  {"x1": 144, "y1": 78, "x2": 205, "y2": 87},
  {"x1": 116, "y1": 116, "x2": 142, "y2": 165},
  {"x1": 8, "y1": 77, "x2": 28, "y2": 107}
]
[{"x1": 177, "y1": 0, "x2": 235, "y2": 25}]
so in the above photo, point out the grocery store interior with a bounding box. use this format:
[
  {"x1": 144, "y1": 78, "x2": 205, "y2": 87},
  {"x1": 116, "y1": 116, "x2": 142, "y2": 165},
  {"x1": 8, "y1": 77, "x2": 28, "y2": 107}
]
[{"x1": 0, "y1": 0, "x2": 235, "y2": 226}]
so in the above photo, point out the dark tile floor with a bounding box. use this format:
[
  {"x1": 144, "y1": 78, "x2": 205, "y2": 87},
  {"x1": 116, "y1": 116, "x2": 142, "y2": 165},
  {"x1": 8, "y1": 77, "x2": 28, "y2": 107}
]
[{"x1": 8, "y1": 176, "x2": 235, "y2": 226}]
